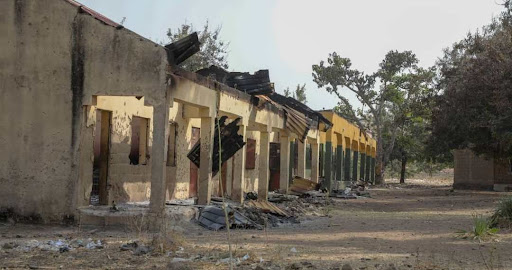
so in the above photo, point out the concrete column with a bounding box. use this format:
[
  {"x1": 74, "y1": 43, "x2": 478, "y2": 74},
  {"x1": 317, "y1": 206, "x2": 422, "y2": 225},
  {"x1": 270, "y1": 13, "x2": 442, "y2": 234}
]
[
  {"x1": 311, "y1": 142, "x2": 320, "y2": 183},
  {"x1": 232, "y1": 124, "x2": 247, "y2": 203},
  {"x1": 297, "y1": 140, "x2": 306, "y2": 178},
  {"x1": 197, "y1": 117, "x2": 215, "y2": 205},
  {"x1": 336, "y1": 145, "x2": 343, "y2": 181},
  {"x1": 365, "y1": 155, "x2": 371, "y2": 181},
  {"x1": 352, "y1": 151, "x2": 359, "y2": 182},
  {"x1": 289, "y1": 140, "x2": 295, "y2": 182},
  {"x1": 226, "y1": 157, "x2": 233, "y2": 196},
  {"x1": 344, "y1": 148, "x2": 351, "y2": 181},
  {"x1": 258, "y1": 131, "x2": 270, "y2": 200},
  {"x1": 371, "y1": 157, "x2": 376, "y2": 183},
  {"x1": 279, "y1": 134, "x2": 290, "y2": 193},
  {"x1": 324, "y1": 142, "x2": 333, "y2": 191},
  {"x1": 360, "y1": 153, "x2": 366, "y2": 181},
  {"x1": 149, "y1": 102, "x2": 170, "y2": 214}
]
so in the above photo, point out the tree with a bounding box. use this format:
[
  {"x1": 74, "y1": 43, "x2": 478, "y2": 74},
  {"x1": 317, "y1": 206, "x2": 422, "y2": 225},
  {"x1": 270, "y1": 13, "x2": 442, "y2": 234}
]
[
  {"x1": 313, "y1": 51, "x2": 436, "y2": 184},
  {"x1": 387, "y1": 115, "x2": 430, "y2": 183},
  {"x1": 283, "y1": 84, "x2": 308, "y2": 104},
  {"x1": 294, "y1": 84, "x2": 307, "y2": 104},
  {"x1": 167, "y1": 21, "x2": 229, "y2": 72},
  {"x1": 283, "y1": 87, "x2": 292, "y2": 98},
  {"x1": 430, "y1": 1, "x2": 512, "y2": 159}
]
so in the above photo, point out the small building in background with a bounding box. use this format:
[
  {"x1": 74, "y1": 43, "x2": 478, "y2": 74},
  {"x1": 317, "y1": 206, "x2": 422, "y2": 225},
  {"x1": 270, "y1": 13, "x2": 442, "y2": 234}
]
[{"x1": 453, "y1": 149, "x2": 512, "y2": 191}]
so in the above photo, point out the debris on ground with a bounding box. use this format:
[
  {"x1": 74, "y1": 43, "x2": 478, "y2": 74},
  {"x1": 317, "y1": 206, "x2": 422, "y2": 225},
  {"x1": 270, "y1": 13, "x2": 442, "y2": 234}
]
[
  {"x1": 290, "y1": 176, "x2": 320, "y2": 195},
  {"x1": 245, "y1": 191, "x2": 259, "y2": 200},
  {"x1": 245, "y1": 200, "x2": 290, "y2": 217},
  {"x1": 166, "y1": 198, "x2": 195, "y2": 206},
  {"x1": 268, "y1": 192, "x2": 299, "y2": 203},
  {"x1": 331, "y1": 180, "x2": 372, "y2": 199},
  {"x1": 197, "y1": 205, "x2": 262, "y2": 230},
  {"x1": 2, "y1": 238, "x2": 105, "y2": 253}
]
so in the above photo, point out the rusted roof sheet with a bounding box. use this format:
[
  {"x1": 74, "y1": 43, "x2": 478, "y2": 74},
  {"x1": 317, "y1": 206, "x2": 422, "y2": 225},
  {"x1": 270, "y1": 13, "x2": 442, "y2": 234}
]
[
  {"x1": 165, "y1": 32, "x2": 200, "y2": 65},
  {"x1": 268, "y1": 93, "x2": 333, "y2": 132},
  {"x1": 258, "y1": 95, "x2": 311, "y2": 142},
  {"x1": 245, "y1": 200, "x2": 290, "y2": 217},
  {"x1": 187, "y1": 116, "x2": 245, "y2": 176},
  {"x1": 65, "y1": 0, "x2": 122, "y2": 28}
]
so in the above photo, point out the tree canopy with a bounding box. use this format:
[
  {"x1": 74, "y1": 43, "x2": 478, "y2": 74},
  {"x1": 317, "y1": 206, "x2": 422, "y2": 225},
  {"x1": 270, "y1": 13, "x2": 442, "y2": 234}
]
[
  {"x1": 430, "y1": 2, "x2": 512, "y2": 159},
  {"x1": 167, "y1": 21, "x2": 229, "y2": 72},
  {"x1": 313, "y1": 51, "x2": 436, "y2": 184},
  {"x1": 284, "y1": 84, "x2": 308, "y2": 104}
]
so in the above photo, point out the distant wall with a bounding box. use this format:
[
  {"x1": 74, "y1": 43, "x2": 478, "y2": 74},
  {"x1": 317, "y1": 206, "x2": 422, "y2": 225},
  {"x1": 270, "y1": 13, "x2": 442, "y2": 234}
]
[
  {"x1": 494, "y1": 158, "x2": 512, "y2": 185},
  {"x1": 453, "y1": 149, "x2": 494, "y2": 190}
]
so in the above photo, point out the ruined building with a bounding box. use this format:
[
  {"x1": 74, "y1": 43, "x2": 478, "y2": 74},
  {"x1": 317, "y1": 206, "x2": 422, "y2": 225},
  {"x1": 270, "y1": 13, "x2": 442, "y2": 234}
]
[
  {"x1": 1, "y1": 0, "x2": 376, "y2": 222},
  {"x1": 454, "y1": 150, "x2": 512, "y2": 191}
]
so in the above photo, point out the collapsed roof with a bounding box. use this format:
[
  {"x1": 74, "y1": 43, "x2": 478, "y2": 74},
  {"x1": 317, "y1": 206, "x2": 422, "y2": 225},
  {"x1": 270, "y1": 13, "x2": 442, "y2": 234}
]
[
  {"x1": 196, "y1": 65, "x2": 274, "y2": 96},
  {"x1": 164, "y1": 33, "x2": 332, "y2": 143}
]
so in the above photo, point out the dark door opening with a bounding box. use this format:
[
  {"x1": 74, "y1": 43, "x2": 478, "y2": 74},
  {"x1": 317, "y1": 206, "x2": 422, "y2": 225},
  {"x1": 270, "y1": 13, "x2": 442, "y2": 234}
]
[
  {"x1": 189, "y1": 127, "x2": 200, "y2": 198},
  {"x1": 269, "y1": 142, "x2": 280, "y2": 191},
  {"x1": 91, "y1": 110, "x2": 111, "y2": 205}
]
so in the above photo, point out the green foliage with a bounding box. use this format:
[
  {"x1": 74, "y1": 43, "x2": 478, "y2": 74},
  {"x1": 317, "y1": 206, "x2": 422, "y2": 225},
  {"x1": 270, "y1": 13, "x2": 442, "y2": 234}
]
[
  {"x1": 456, "y1": 215, "x2": 499, "y2": 242},
  {"x1": 430, "y1": 2, "x2": 512, "y2": 159},
  {"x1": 313, "y1": 50, "x2": 436, "y2": 183},
  {"x1": 167, "y1": 21, "x2": 229, "y2": 72},
  {"x1": 490, "y1": 196, "x2": 512, "y2": 228},
  {"x1": 294, "y1": 84, "x2": 307, "y2": 104},
  {"x1": 283, "y1": 84, "x2": 307, "y2": 104},
  {"x1": 283, "y1": 87, "x2": 291, "y2": 97}
]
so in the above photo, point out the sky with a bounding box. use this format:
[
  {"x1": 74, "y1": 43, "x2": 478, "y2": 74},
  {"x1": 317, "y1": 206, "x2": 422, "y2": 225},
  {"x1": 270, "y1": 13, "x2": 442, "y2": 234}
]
[{"x1": 79, "y1": 0, "x2": 504, "y2": 110}]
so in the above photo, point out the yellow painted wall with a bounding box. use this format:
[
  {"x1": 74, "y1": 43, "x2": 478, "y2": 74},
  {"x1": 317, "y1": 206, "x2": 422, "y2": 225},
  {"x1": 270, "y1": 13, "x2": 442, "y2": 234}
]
[{"x1": 318, "y1": 111, "x2": 377, "y2": 157}]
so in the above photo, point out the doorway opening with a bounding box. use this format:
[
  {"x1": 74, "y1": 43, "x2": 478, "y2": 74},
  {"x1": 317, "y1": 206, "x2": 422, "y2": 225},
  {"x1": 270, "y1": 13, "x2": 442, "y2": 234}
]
[
  {"x1": 189, "y1": 127, "x2": 200, "y2": 198},
  {"x1": 269, "y1": 142, "x2": 280, "y2": 191},
  {"x1": 91, "y1": 109, "x2": 111, "y2": 205}
]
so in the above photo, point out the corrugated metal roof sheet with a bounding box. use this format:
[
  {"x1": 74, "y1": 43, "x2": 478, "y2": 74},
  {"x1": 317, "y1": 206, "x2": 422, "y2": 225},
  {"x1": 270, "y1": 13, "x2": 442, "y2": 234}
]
[{"x1": 65, "y1": 0, "x2": 122, "y2": 29}]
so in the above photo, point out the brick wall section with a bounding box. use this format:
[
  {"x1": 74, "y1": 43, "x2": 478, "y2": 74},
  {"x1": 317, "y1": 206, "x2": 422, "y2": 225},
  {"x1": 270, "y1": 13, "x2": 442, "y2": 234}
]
[
  {"x1": 453, "y1": 149, "x2": 494, "y2": 190},
  {"x1": 494, "y1": 158, "x2": 512, "y2": 185}
]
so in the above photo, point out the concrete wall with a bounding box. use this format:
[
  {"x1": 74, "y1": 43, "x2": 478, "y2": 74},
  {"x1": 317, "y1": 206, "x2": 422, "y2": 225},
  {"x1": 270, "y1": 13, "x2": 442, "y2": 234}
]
[
  {"x1": 493, "y1": 158, "x2": 512, "y2": 185},
  {"x1": 0, "y1": 0, "x2": 168, "y2": 221},
  {"x1": 453, "y1": 149, "x2": 494, "y2": 190},
  {"x1": 0, "y1": 0, "x2": 79, "y2": 221}
]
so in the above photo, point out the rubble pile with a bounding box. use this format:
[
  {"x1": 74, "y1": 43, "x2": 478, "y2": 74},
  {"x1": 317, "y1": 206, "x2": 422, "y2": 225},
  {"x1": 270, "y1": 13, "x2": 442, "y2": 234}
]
[
  {"x1": 331, "y1": 180, "x2": 372, "y2": 199},
  {"x1": 2, "y1": 238, "x2": 105, "y2": 253}
]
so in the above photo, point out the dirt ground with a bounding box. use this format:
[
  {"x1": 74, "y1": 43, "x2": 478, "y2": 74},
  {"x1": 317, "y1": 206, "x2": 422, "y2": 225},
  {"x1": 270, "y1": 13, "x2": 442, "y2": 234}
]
[{"x1": 2, "y1": 176, "x2": 512, "y2": 270}]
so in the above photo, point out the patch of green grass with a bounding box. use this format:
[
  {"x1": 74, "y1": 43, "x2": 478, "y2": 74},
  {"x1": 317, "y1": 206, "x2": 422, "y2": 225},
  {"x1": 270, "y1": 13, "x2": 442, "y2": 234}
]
[
  {"x1": 456, "y1": 215, "x2": 499, "y2": 242},
  {"x1": 490, "y1": 196, "x2": 512, "y2": 228}
]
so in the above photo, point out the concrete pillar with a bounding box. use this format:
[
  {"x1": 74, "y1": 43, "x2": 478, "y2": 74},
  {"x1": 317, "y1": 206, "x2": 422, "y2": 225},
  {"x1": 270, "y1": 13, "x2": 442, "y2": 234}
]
[
  {"x1": 365, "y1": 155, "x2": 371, "y2": 181},
  {"x1": 371, "y1": 157, "x2": 376, "y2": 184},
  {"x1": 258, "y1": 131, "x2": 270, "y2": 200},
  {"x1": 344, "y1": 148, "x2": 351, "y2": 181},
  {"x1": 360, "y1": 153, "x2": 366, "y2": 181},
  {"x1": 226, "y1": 157, "x2": 233, "y2": 196},
  {"x1": 289, "y1": 140, "x2": 295, "y2": 182},
  {"x1": 311, "y1": 142, "x2": 320, "y2": 183},
  {"x1": 297, "y1": 140, "x2": 307, "y2": 178},
  {"x1": 279, "y1": 134, "x2": 290, "y2": 193},
  {"x1": 352, "y1": 151, "x2": 359, "y2": 182},
  {"x1": 232, "y1": 124, "x2": 247, "y2": 203},
  {"x1": 149, "y1": 102, "x2": 170, "y2": 214},
  {"x1": 324, "y1": 141, "x2": 333, "y2": 191},
  {"x1": 197, "y1": 117, "x2": 215, "y2": 205},
  {"x1": 336, "y1": 145, "x2": 343, "y2": 181}
]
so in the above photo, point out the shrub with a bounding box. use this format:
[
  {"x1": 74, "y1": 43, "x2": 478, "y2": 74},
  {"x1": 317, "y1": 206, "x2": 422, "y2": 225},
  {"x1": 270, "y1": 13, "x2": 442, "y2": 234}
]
[
  {"x1": 456, "y1": 215, "x2": 499, "y2": 242},
  {"x1": 490, "y1": 196, "x2": 512, "y2": 228}
]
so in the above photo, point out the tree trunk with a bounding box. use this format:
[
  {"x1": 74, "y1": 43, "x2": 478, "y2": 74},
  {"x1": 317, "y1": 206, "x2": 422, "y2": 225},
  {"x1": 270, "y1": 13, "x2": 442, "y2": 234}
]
[
  {"x1": 400, "y1": 154, "x2": 407, "y2": 184},
  {"x1": 375, "y1": 131, "x2": 385, "y2": 185}
]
